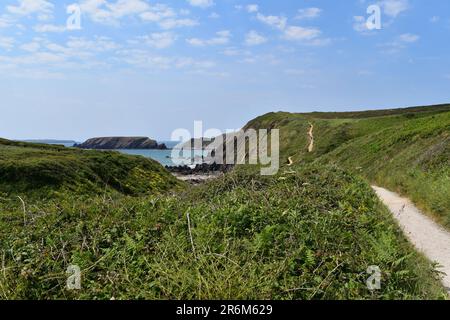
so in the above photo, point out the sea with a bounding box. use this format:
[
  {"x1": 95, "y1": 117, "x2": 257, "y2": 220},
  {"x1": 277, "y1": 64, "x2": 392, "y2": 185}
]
[
  {"x1": 29, "y1": 140, "x2": 205, "y2": 167},
  {"x1": 116, "y1": 148, "x2": 207, "y2": 167}
]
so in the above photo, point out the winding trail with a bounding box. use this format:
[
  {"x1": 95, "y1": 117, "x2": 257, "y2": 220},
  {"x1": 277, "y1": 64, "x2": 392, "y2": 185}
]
[
  {"x1": 287, "y1": 123, "x2": 315, "y2": 165},
  {"x1": 284, "y1": 124, "x2": 449, "y2": 294},
  {"x1": 287, "y1": 156, "x2": 293, "y2": 166},
  {"x1": 307, "y1": 123, "x2": 314, "y2": 153},
  {"x1": 372, "y1": 186, "x2": 450, "y2": 294}
]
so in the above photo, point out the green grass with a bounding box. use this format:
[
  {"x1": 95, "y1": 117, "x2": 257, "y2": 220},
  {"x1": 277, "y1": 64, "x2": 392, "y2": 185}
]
[
  {"x1": 0, "y1": 165, "x2": 446, "y2": 299},
  {"x1": 244, "y1": 105, "x2": 450, "y2": 228},
  {"x1": 319, "y1": 112, "x2": 450, "y2": 227},
  {"x1": 0, "y1": 103, "x2": 449, "y2": 299},
  {"x1": 0, "y1": 139, "x2": 181, "y2": 198}
]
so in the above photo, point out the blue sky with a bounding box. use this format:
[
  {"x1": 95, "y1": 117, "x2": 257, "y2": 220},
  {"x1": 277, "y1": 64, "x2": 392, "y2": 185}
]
[{"x1": 0, "y1": 0, "x2": 449, "y2": 141}]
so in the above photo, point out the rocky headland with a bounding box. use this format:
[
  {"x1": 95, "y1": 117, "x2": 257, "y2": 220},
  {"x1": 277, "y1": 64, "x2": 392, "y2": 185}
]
[{"x1": 75, "y1": 137, "x2": 167, "y2": 150}]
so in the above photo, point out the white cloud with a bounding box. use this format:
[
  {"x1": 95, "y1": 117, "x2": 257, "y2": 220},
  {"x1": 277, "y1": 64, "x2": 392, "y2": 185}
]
[
  {"x1": 399, "y1": 33, "x2": 419, "y2": 43},
  {"x1": 107, "y1": 0, "x2": 150, "y2": 16},
  {"x1": 378, "y1": 0, "x2": 409, "y2": 18},
  {"x1": 139, "y1": 4, "x2": 176, "y2": 22},
  {"x1": 7, "y1": 0, "x2": 54, "y2": 16},
  {"x1": 353, "y1": 15, "x2": 377, "y2": 35},
  {"x1": 0, "y1": 37, "x2": 14, "y2": 50},
  {"x1": 20, "y1": 41, "x2": 41, "y2": 52},
  {"x1": 209, "y1": 12, "x2": 220, "y2": 19},
  {"x1": 0, "y1": 36, "x2": 121, "y2": 79},
  {"x1": 116, "y1": 49, "x2": 173, "y2": 69},
  {"x1": 295, "y1": 8, "x2": 321, "y2": 20},
  {"x1": 138, "y1": 32, "x2": 177, "y2": 49},
  {"x1": 116, "y1": 49, "x2": 216, "y2": 72},
  {"x1": 158, "y1": 18, "x2": 198, "y2": 29},
  {"x1": 354, "y1": 1, "x2": 409, "y2": 33},
  {"x1": 34, "y1": 52, "x2": 66, "y2": 63},
  {"x1": 307, "y1": 38, "x2": 332, "y2": 46},
  {"x1": 238, "y1": 53, "x2": 280, "y2": 65},
  {"x1": 353, "y1": 16, "x2": 367, "y2": 33},
  {"x1": 187, "y1": 0, "x2": 214, "y2": 9},
  {"x1": 34, "y1": 24, "x2": 66, "y2": 33},
  {"x1": 216, "y1": 30, "x2": 231, "y2": 37},
  {"x1": 254, "y1": 10, "x2": 328, "y2": 46},
  {"x1": 283, "y1": 26, "x2": 321, "y2": 41},
  {"x1": 221, "y1": 47, "x2": 252, "y2": 57},
  {"x1": 256, "y1": 13, "x2": 287, "y2": 30},
  {"x1": 0, "y1": 16, "x2": 14, "y2": 28},
  {"x1": 179, "y1": 9, "x2": 190, "y2": 16},
  {"x1": 185, "y1": 38, "x2": 203, "y2": 46},
  {"x1": 175, "y1": 57, "x2": 215, "y2": 69},
  {"x1": 0, "y1": 52, "x2": 65, "y2": 65},
  {"x1": 187, "y1": 30, "x2": 231, "y2": 46},
  {"x1": 80, "y1": 0, "x2": 150, "y2": 25},
  {"x1": 45, "y1": 42, "x2": 71, "y2": 54},
  {"x1": 0, "y1": 58, "x2": 65, "y2": 80},
  {"x1": 379, "y1": 33, "x2": 419, "y2": 54},
  {"x1": 66, "y1": 36, "x2": 119, "y2": 52},
  {"x1": 139, "y1": 4, "x2": 198, "y2": 29},
  {"x1": 246, "y1": 4, "x2": 259, "y2": 13},
  {"x1": 245, "y1": 30, "x2": 267, "y2": 46}
]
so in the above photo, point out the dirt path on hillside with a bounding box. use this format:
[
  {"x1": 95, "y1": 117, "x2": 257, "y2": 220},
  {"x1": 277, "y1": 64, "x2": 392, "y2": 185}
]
[
  {"x1": 372, "y1": 186, "x2": 450, "y2": 294},
  {"x1": 287, "y1": 123, "x2": 315, "y2": 165},
  {"x1": 308, "y1": 123, "x2": 314, "y2": 153},
  {"x1": 287, "y1": 157, "x2": 293, "y2": 166}
]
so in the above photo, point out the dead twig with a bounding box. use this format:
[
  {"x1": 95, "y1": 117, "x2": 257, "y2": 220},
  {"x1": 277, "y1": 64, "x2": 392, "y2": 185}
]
[
  {"x1": 186, "y1": 212, "x2": 197, "y2": 259},
  {"x1": 17, "y1": 196, "x2": 27, "y2": 226}
]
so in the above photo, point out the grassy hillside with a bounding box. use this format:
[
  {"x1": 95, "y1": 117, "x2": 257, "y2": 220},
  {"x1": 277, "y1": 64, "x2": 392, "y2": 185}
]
[
  {"x1": 0, "y1": 165, "x2": 445, "y2": 299},
  {"x1": 0, "y1": 138, "x2": 181, "y2": 197},
  {"x1": 319, "y1": 112, "x2": 449, "y2": 227},
  {"x1": 0, "y1": 103, "x2": 448, "y2": 299},
  {"x1": 244, "y1": 104, "x2": 450, "y2": 228}
]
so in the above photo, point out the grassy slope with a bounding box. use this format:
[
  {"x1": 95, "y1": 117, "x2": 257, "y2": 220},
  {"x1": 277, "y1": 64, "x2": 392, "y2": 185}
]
[
  {"x1": 0, "y1": 104, "x2": 448, "y2": 299},
  {"x1": 245, "y1": 104, "x2": 450, "y2": 228},
  {"x1": 319, "y1": 112, "x2": 450, "y2": 227},
  {"x1": 0, "y1": 139, "x2": 181, "y2": 197},
  {"x1": 0, "y1": 165, "x2": 445, "y2": 299}
]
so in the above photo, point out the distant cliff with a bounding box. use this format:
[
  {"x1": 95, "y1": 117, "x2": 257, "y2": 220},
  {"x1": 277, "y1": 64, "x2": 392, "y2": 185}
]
[{"x1": 75, "y1": 137, "x2": 167, "y2": 150}]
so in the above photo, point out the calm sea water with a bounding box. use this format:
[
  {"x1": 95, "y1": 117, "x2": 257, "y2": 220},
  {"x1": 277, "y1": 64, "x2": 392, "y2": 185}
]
[
  {"x1": 37, "y1": 140, "x2": 201, "y2": 167},
  {"x1": 117, "y1": 149, "x2": 207, "y2": 167},
  {"x1": 116, "y1": 141, "x2": 207, "y2": 167}
]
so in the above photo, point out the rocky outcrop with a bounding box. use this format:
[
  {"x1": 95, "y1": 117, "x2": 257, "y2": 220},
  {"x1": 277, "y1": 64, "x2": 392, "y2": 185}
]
[
  {"x1": 166, "y1": 163, "x2": 233, "y2": 175},
  {"x1": 75, "y1": 137, "x2": 167, "y2": 150}
]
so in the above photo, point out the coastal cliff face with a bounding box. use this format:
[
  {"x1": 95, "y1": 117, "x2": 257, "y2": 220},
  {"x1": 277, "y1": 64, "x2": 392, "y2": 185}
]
[{"x1": 75, "y1": 137, "x2": 167, "y2": 150}]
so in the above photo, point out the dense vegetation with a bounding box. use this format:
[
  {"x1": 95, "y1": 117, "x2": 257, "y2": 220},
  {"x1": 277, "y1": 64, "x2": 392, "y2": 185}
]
[
  {"x1": 320, "y1": 112, "x2": 449, "y2": 227},
  {"x1": 245, "y1": 104, "x2": 450, "y2": 228},
  {"x1": 0, "y1": 139, "x2": 180, "y2": 197},
  {"x1": 0, "y1": 104, "x2": 448, "y2": 299},
  {"x1": 0, "y1": 165, "x2": 446, "y2": 299}
]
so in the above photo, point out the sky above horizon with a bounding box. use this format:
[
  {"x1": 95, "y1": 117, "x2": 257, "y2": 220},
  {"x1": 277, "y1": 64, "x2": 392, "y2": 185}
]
[{"x1": 0, "y1": 0, "x2": 450, "y2": 141}]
